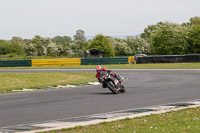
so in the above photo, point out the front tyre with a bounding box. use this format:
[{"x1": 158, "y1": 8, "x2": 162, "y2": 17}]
[
  {"x1": 120, "y1": 84, "x2": 126, "y2": 93},
  {"x1": 107, "y1": 81, "x2": 118, "y2": 94}
]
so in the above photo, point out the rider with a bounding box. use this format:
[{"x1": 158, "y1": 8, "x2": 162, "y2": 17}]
[{"x1": 95, "y1": 65, "x2": 122, "y2": 87}]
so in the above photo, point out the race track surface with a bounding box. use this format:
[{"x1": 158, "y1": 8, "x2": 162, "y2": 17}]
[{"x1": 0, "y1": 69, "x2": 200, "y2": 127}]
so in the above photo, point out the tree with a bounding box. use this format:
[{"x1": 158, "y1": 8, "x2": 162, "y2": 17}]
[
  {"x1": 23, "y1": 43, "x2": 38, "y2": 56},
  {"x1": 182, "y1": 16, "x2": 200, "y2": 27},
  {"x1": 52, "y1": 36, "x2": 72, "y2": 46},
  {"x1": 74, "y1": 30, "x2": 86, "y2": 41},
  {"x1": 126, "y1": 37, "x2": 152, "y2": 55},
  {"x1": 187, "y1": 25, "x2": 200, "y2": 54},
  {"x1": 87, "y1": 34, "x2": 115, "y2": 57},
  {"x1": 69, "y1": 40, "x2": 88, "y2": 50},
  {"x1": 23, "y1": 36, "x2": 55, "y2": 56},
  {"x1": 190, "y1": 16, "x2": 200, "y2": 26},
  {"x1": 10, "y1": 37, "x2": 23, "y2": 45},
  {"x1": 31, "y1": 36, "x2": 47, "y2": 56},
  {"x1": 0, "y1": 40, "x2": 24, "y2": 56},
  {"x1": 151, "y1": 22, "x2": 189, "y2": 55},
  {"x1": 113, "y1": 38, "x2": 132, "y2": 56},
  {"x1": 46, "y1": 43, "x2": 64, "y2": 56},
  {"x1": 141, "y1": 22, "x2": 164, "y2": 42}
]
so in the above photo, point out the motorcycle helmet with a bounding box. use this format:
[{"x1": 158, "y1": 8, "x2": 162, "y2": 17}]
[{"x1": 96, "y1": 65, "x2": 102, "y2": 73}]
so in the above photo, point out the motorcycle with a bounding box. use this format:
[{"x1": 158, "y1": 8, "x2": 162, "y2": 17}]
[{"x1": 99, "y1": 71, "x2": 125, "y2": 94}]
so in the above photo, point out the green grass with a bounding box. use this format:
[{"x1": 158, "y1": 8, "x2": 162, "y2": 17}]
[
  {"x1": 0, "y1": 55, "x2": 79, "y2": 60},
  {"x1": 44, "y1": 107, "x2": 200, "y2": 133},
  {"x1": 0, "y1": 72, "x2": 96, "y2": 93},
  {"x1": 0, "y1": 54, "x2": 27, "y2": 60},
  {"x1": 1, "y1": 63, "x2": 200, "y2": 69}
]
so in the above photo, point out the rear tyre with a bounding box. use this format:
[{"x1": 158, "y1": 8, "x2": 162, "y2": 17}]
[{"x1": 107, "y1": 81, "x2": 118, "y2": 94}]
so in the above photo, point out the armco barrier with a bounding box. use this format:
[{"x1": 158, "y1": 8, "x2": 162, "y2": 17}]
[
  {"x1": 0, "y1": 60, "x2": 31, "y2": 67},
  {"x1": 136, "y1": 54, "x2": 200, "y2": 64},
  {"x1": 81, "y1": 57, "x2": 128, "y2": 65},
  {"x1": 32, "y1": 58, "x2": 81, "y2": 67}
]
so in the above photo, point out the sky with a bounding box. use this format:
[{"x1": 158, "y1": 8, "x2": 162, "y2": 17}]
[{"x1": 0, "y1": 0, "x2": 200, "y2": 40}]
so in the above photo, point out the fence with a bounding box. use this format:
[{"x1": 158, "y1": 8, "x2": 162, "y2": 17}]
[
  {"x1": 0, "y1": 60, "x2": 31, "y2": 67},
  {"x1": 32, "y1": 58, "x2": 81, "y2": 67},
  {"x1": 81, "y1": 57, "x2": 128, "y2": 65},
  {"x1": 136, "y1": 54, "x2": 200, "y2": 64}
]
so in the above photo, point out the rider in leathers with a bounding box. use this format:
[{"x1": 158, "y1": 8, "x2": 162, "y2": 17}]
[{"x1": 95, "y1": 65, "x2": 122, "y2": 88}]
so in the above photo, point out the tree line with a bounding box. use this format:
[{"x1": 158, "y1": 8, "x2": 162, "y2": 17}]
[{"x1": 0, "y1": 16, "x2": 200, "y2": 59}]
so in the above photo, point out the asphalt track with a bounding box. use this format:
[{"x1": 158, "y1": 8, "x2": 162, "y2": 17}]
[{"x1": 0, "y1": 69, "x2": 200, "y2": 128}]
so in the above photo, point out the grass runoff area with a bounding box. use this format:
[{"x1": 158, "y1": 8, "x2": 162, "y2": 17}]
[
  {"x1": 42, "y1": 107, "x2": 200, "y2": 133},
  {"x1": 1, "y1": 63, "x2": 200, "y2": 69},
  {"x1": 0, "y1": 72, "x2": 96, "y2": 93}
]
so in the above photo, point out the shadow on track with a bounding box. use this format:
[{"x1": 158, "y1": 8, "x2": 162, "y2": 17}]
[{"x1": 86, "y1": 92, "x2": 115, "y2": 95}]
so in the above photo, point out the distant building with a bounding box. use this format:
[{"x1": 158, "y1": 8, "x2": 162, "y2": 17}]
[{"x1": 85, "y1": 49, "x2": 105, "y2": 58}]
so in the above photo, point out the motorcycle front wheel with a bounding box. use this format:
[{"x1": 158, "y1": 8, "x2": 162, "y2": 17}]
[
  {"x1": 107, "y1": 81, "x2": 118, "y2": 94},
  {"x1": 120, "y1": 84, "x2": 126, "y2": 93}
]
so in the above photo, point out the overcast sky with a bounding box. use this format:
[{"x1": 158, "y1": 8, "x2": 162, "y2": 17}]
[{"x1": 0, "y1": 0, "x2": 200, "y2": 40}]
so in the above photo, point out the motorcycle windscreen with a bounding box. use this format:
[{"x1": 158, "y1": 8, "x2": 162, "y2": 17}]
[{"x1": 100, "y1": 71, "x2": 107, "y2": 79}]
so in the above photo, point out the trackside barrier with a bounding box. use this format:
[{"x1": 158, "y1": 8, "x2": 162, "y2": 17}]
[
  {"x1": 0, "y1": 57, "x2": 134, "y2": 67},
  {"x1": 128, "y1": 57, "x2": 134, "y2": 64},
  {"x1": 32, "y1": 58, "x2": 81, "y2": 67},
  {"x1": 0, "y1": 60, "x2": 31, "y2": 67},
  {"x1": 81, "y1": 57, "x2": 128, "y2": 65},
  {"x1": 136, "y1": 54, "x2": 200, "y2": 64}
]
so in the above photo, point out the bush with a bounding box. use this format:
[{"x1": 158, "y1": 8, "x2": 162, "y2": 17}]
[{"x1": 0, "y1": 40, "x2": 24, "y2": 56}]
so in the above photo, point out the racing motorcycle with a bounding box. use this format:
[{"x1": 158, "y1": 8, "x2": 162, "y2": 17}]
[{"x1": 100, "y1": 71, "x2": 125, "y2": 94}]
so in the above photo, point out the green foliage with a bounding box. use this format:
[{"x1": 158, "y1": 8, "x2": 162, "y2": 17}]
[
  {"x1": 190, "y1": 16, "x2": 200, "y2": 26},
  {"x1": 68, "y1": 41, "x2": 88, "y2": 57},
  {"x1": 46, "y1": 43, "x2": 64, "y2": 56},
  {"x1": 126, "y1": 37, "x2": 152, "y2": 55},
  {"x1": 113, "y1": 38, "x2": 132, "y2": 56},
  {"x1": 140, "y1": 22, "x2": 164, "y2": 42},
  {"x1": 87, "y1": 34, "x2": 115, "y2": 57},
  {"x1": 0, "y1": 40, "x2": 24, "y2": 56},
  {"x1": 150, "y1": 22, "x2": 189, "y2": 55},
  {"x1": 52, "y1": 36, "x2": 72, "y2": 46},
  {"x1": 187, "y1": 25, "x2": 200, "y2": 54},
  {"x1": 32, "y1": 35, "x2": 51, "y2": 47},
  {"x1": 69, "y1": 40, "x2": 88, "y2": 50},
  {"x1": 23, "y1": 43, "x2": 38, "y2": 56},
  {"x1": 10, "y1": 37, "x2": 23, "y2": 44},
  {"x1": 182, "y1": 16, "x2": 200, "y2": 27},
  {"x1": 23, "y1": 36, "x2": 70, "y2": 57},
  {"x1": 141, "y1": 21, "x2": 190, "y2": 55},
  {"x1": 23, "y1": 36, "x2": 46, "y2": 56}
]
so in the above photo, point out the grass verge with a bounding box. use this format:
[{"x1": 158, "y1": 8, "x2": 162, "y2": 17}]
[
  {"x1": 43, "y1": 107, "x2": 200, "y2": 133},
  {"x1": 1, "y1": 63, "x2": 200, "y2": 69},
  {"x1": 0, "y1": 72, "x2": 96, "y2": 94}
]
